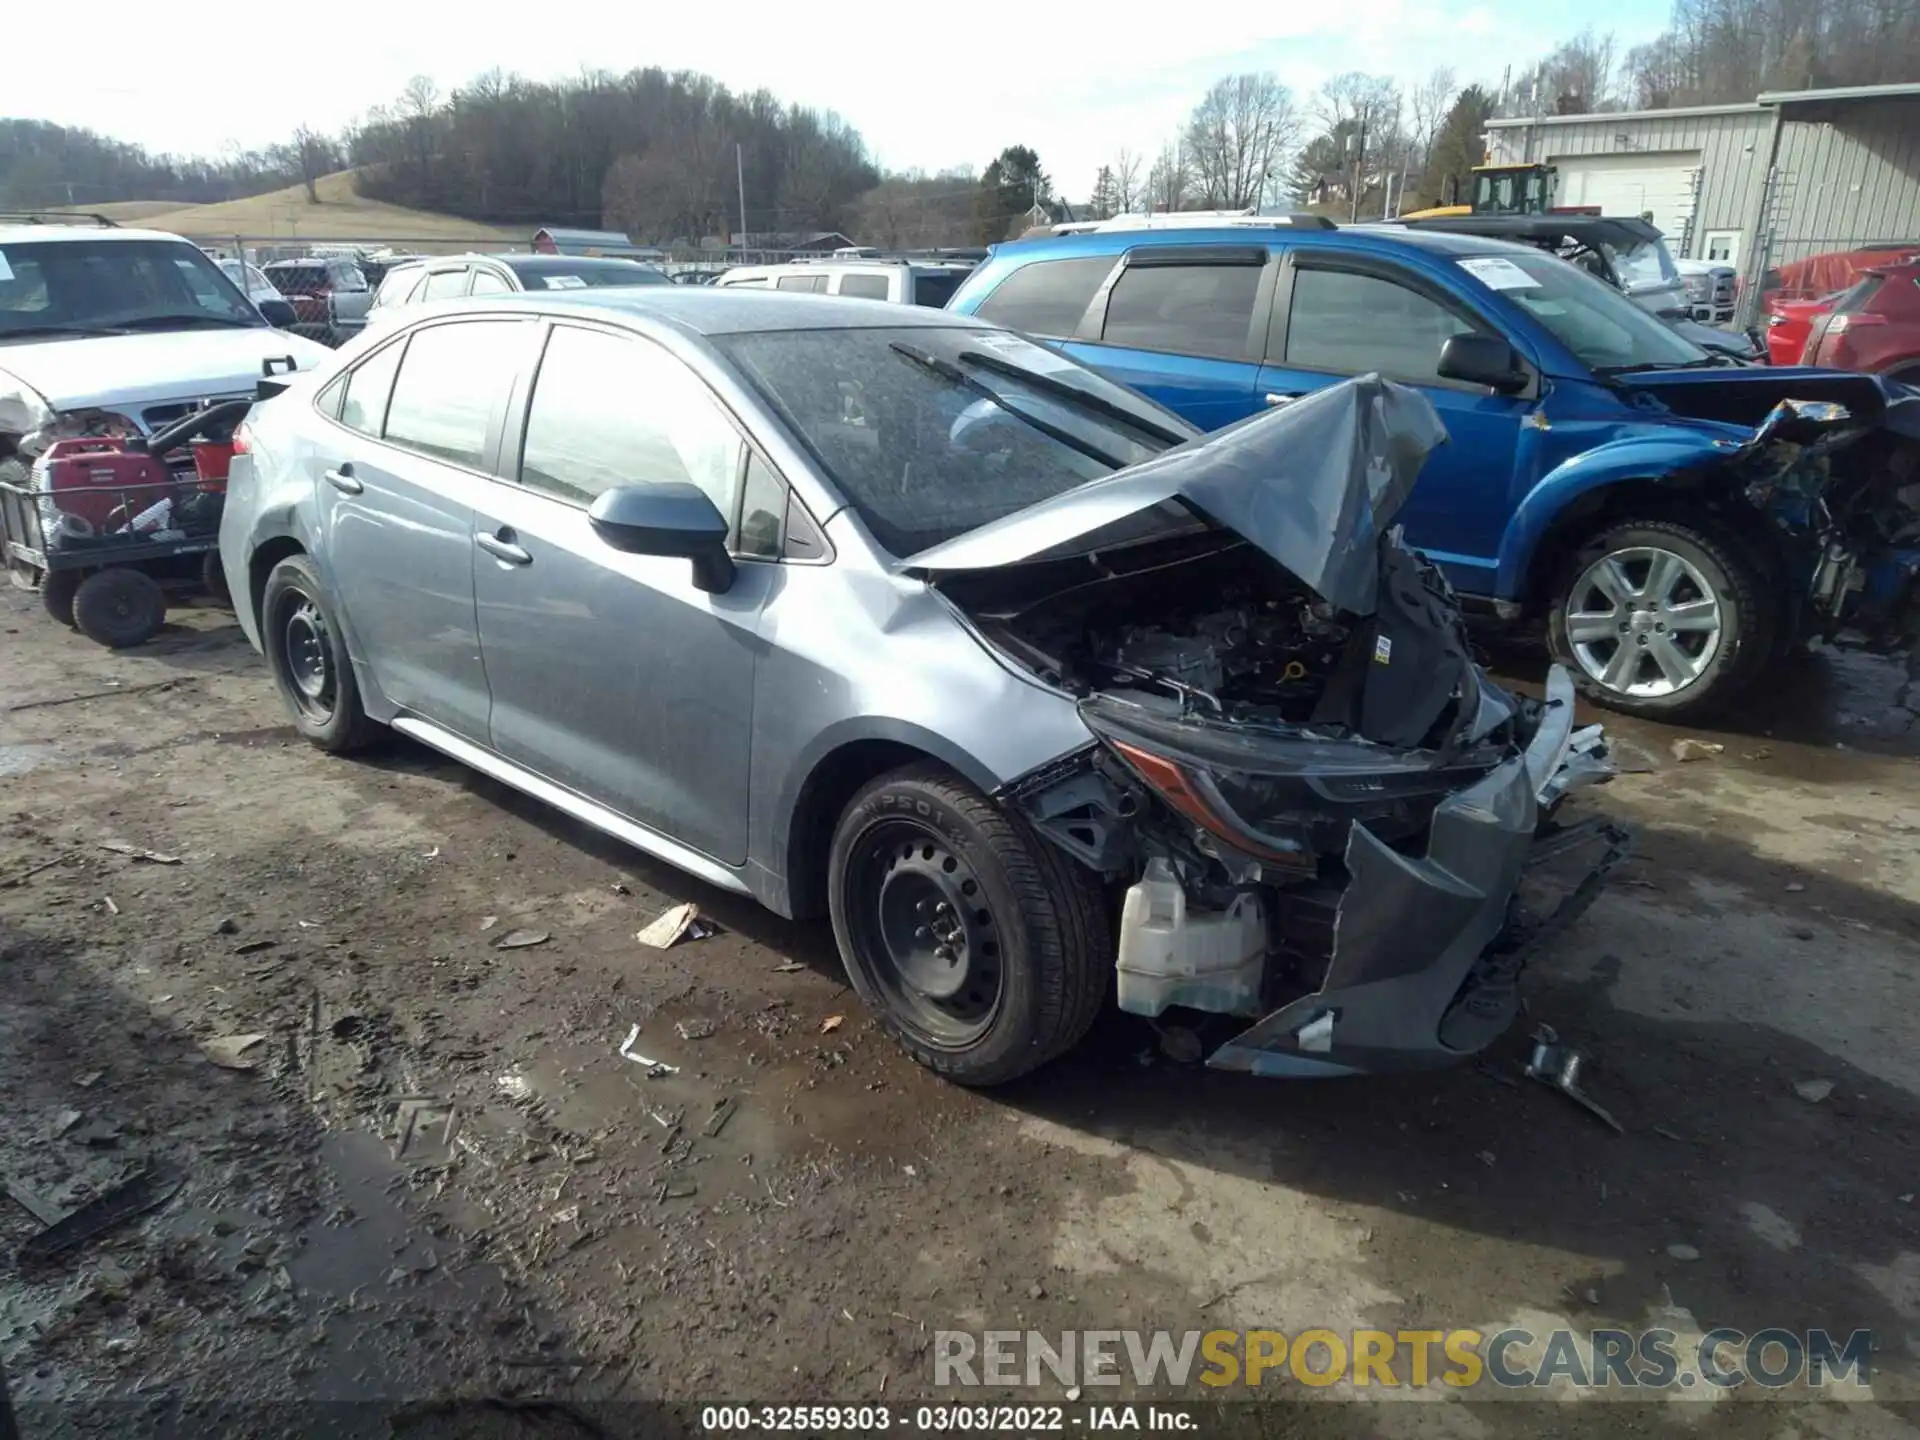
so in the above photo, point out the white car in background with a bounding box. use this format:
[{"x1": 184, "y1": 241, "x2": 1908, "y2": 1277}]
[{"x1": 218, "y1": 257, "x2": 283, "y2": 312}]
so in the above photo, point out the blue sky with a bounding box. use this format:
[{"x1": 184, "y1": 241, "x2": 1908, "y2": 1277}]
[{"x1": 15, "y1": 0, "x2": 1677, "y2": 199}]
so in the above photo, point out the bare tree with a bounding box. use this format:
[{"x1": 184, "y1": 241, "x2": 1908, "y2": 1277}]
[
  {"x1": 1183, "y1": 74, "x2": 1302, "y2": 210},
  {"x1": 290, "y1": 126, "x2": 333, "y2": 203},
  {"x1": 1146, "y1": 141, "x2": 1188, "y2": 212},
  {"x1": 1409, "y1": 67, "x2": 1458, "y2": 171},
  {"x1": 1317, "y1": 73, "x2": 1403, "y2": 219},
  {"x1": 1112, "y1": 147, "x2": 1143, "y2": 214}
]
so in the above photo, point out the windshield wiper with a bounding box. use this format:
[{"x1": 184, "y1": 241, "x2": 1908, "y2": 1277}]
[
  {"x1": 887, "y1": 342, "x2": 1128, "y2": 468},
  {"x1": 0, "y1": 324, "x2": 126, "y2": 341},
  {"x1": 955, "y1": 347, "x2": 1189, "y2": 445},
  {"x1": 107, "y1": 314, "x2": 260, "y2": 331},
  {"x1": 1595, "y1": 357, "x2": 1728, "y2": 375}
]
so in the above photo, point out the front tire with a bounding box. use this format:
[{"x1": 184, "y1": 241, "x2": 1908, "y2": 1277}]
[
  {"x1": 827, "y1": 764, "x2": 1110, "y2": 1087},
  {"x1": 261, "y1": 554, "x2": 381, "y2": 753},
  {"x1": 1548, "y1": 518, "x2": 1775, "y2": 720}
]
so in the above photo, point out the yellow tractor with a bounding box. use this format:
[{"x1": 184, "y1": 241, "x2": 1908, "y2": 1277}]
[{"x1": 1402, "y1": 162, "x2": 1562, "y2": 221}]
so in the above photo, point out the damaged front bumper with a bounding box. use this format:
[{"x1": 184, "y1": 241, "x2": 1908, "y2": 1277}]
[{"x1": 1199, "y1": 665, "x2": 1629, "y2": 1078}]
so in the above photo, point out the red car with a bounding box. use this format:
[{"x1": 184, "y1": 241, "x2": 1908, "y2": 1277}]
[
  {"x1": 1799, "y1": 258, "x2": 1920, "y2": 382},
  {"x1": 1764, "y1": 292, "x2": 1840, "y2": 366}
]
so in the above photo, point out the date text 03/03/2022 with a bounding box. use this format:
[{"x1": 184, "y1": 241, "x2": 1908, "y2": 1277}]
[{"x1": 698, "y1": 1405, "x2": 1195, "y2": 1431}]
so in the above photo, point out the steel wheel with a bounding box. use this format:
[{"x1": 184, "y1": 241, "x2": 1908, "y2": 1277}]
[
  {"x1": 1562, "y1": 545, "x2": 1723, "y2": 699},
  {"x1": 842, "y1": 819, "x2": 1004, "y2": 1047},
  {"x1": 278, "y1": 594, "x2": 337, "y2": 722}
]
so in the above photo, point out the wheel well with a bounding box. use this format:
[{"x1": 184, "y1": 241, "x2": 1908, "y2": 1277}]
[
  {"x1": 247, "y1": 537, "x2": 306, "y2": 632},
  {"x1": 1520, "y1": 479, "x2": 1785, "y2": 617},
  {"x1": 782, "y1": 739, "x2": 936, "y2": 919}
]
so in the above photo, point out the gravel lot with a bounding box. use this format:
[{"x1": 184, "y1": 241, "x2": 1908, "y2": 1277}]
[{"x1": 2, "y1": 587, "x2": 1917, "y2": 1438}]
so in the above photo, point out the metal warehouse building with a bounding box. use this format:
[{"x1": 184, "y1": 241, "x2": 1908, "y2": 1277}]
[{"x1": 1485, "y1": 82, "x2": 1920, "y2": 321}]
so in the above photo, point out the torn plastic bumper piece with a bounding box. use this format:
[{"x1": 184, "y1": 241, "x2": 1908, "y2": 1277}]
[{"x1": 1207, "y1": 665, "x2": 1630, "y2": 1078}]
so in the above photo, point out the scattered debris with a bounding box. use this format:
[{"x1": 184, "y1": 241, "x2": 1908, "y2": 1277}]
[
  {"x1": 1900, "y1": 1194, "x2": 1914, "y2": 1205},
  {"x1": 820, "y1": 1015, "x2": 845, "y2": 1035},
  {"x1": 1524, "y1": 1026, "x2": 1623, "y2": 1133},
  {"x1": 612, "y1": 880, "x2": 632, "y2": 896},
  {"x1": 773, "y1": 961, "x2": 806, "y2": 973},
  {"x1": 422, "y1": 846, "x2": 440, "y2": 859},
  {"x1": 215, "y1": 917, "x2": 239, "y2": 935},
  {"x1": 74, "y1": 1071, "x2": 103, "y2": 1089},
  {"x1": 617, "y1": 1024, "x2": 678, "y2": 1075},
  {"x1": 1029, "y1": 1283, "x2": 1046, "y2": 1300},
  {"x1": 68, "y1": 1118, "x2": 120, "y2": 1148},
  {"x1": 18, "y1": 1162, "x2": 185, "y2": 1265},
  {"x1": 1785, "y1": 881, "x2": 1806, "y2": 893},
  {"x1": 203, "y1": 1033, "x2": 269, "y2": 1071},
  {"x1": 52, "y1": 1109, "x2": 83, "y2": 1137},
  {"x1": 495, "y1": 929, "x2": 550, "y2": 950},
  {"x1": 233, "y1": 940, "x2": 276, "y2": 956},
  {"x1": 1666, "y1": 1243, "x2": 1701, "y2": 1262},
  {"x1": 1669, "y1": 738, "x2": 1724, "y2": 763},
  {"x1": 636, "y1": 902, "x2": 704, "y2": 949},
  {"x1": 1653, "y1": 1126, "x2": 1684, "y2": 1142},
  {"x1": 8, "y1": 677, "x2": 186, "y2": 712},
  {"x1": 0, "y1": 853, "x2": 75, "y2": 888},
  {"x1": 1608, "y1": 740, "x2": 1661, "y2": 774},
  {"x1": 1793, "y1": 1078, "x2": 1835, "y2": 1104},
  {"x1": 98, "y1": 841, "x2": 181, "y2": 864},
  {"x1": 675, "y1": 1017, "x2": 717, "y2": 1041},
  {"x1": 703, "y1": 1098, "x2": 738, "y2": 1139},
  {"x1": 1477, "y1": 1150, "x2": 1496, "y2": 1168},
  {"x1": 479, "y1": 915, "x2": 499, "y2": 932},
  {"x1": 4, "y1": 1176, "x2": 63, "y2": 1227},
  {"x1": 102, "y1": 895, "x2": 119, "y2": 916},
  {"x1": 1743, "y1": 746, "x2": 1773, "y2": 761},
  {"x1": 496, "y1": 1072, "x2": 535, "y2": 1102}
]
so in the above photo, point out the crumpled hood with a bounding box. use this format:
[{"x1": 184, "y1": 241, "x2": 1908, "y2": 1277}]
[
  {"x1": 1619, "y1": 365, "x2": 1917, "y2": 432},
  {"x1": 901, "y1": 375, "x2": 1449, "y2": 616},
  {"x1": 0, "y1": 327, "x2": 329, "y2": 417}
]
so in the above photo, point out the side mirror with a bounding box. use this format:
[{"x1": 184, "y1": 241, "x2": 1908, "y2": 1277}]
[
  {"x1": 1437, "y1": 334, "x2": 1529, "y2": 394},
  {"x1": 258, "y1": 297, "x2": 298, "y2": 329},
  {"x1": 588, "y1": 482, "x2": 735, "y2": 594}
]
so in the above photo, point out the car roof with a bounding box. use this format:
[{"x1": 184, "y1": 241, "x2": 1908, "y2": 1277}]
[
  {"x1": 406, "y1": 288, "x2": 996, "y2": 336},
  {"x1": 991, "y1": 223, "x2": 1536, "y2": 262},
  {"x1": 0, "y1": 224, "x2": 195, "y2": 246}
]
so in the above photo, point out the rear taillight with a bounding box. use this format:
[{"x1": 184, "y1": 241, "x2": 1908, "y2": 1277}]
[{"x1": 230, "y1": 423, "x2": 252, "y2": 455}]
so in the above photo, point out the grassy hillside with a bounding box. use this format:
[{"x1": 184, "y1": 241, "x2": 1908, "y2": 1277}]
[{"x1": 62, "y1": 171, "x2": 523, "y2": 249}]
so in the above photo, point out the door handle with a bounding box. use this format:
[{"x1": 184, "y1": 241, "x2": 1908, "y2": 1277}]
[
  {"x1": 476, "y1": 529, "x2": 531, "y2": 566},
  {"x1": 323, "y1": 464, "x2": 362, "y2": 495},
  {"x1": 1264, "y1": 392, "x2": 1303, "y2": 407}
]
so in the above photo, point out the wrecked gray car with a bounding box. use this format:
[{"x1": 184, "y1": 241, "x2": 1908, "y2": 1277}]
[{"x1": 222, "y1": 293, "x2": 1621, "y2": 1085}]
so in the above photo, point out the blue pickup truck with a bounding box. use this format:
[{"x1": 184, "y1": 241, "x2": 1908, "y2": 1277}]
[{"x1": 947, "y1": 222, "x2": 1920, "y2": 719}]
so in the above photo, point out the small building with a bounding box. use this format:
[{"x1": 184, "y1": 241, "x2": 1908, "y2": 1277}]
[
  {"x1": 1484, "y1": 82, "x2": 1920, "y2": 318},
  {"x1": 531, "y1": 227, "x2": 662, "y2": 260}
]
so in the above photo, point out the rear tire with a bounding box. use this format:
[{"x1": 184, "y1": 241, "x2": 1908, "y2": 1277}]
[
  {"x1": 201, "y1": 550, "x2": 231, "y2": 607},
  {"x1": 828, "y1": 763, "x2": 1110, "y2": 1087},
  {"x1": 261, "y1": 554, "x2": 381, "y2": 753},
  {"x1": 72, "y1": 568, "x2": 165, "y2": 648},
  {"x1": 40, "y1": 569, "x2": 82, "y2": 628},
  {"x1": 1548, "y1": 518, "x2": 1775, "y2": 721}
]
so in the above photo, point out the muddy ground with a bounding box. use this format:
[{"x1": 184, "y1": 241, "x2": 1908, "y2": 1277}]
[{"x1": 2, "y1": 586, "x2": 1918, "y2": 1439}]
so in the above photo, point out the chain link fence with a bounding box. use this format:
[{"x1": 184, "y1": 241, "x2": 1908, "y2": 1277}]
[{"x1": 186, "y1": 233, "x2": 825, "y2": 347}]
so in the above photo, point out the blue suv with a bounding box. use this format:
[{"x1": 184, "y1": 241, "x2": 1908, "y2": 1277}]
[{"x1": 948, "y1": 222, "x2": 1920, "y2": 720}]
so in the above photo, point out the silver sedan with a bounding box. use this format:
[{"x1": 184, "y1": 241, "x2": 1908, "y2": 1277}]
[{"x1": 221, "y1": 289, "x2": 1621, "y2": 1085}]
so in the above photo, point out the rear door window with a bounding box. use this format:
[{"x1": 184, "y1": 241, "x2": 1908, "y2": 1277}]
[
  {"x1": 382, "y1": 320, "x2": 527, "y2": 468},
  {"x1": 422, "y1": 269, "x2": 472, "y2": 301},
  {"x1": 776, "y1": 274, "x2": 829, "y2": 293},
  {"x1": 469, "y1": 269, "x2": 511, "y2": 296},
  {"x1": 338, "y1": 338, "x2": 406, "y2": 436},
  {"x1": 1101, "y1": 262, "x2": 1262, "y2": 360},
  {"x1": 837, "y1": 273, "x2": 891, "y2": 300},
  {"x1": 972, "y1": 255, "x2": 1113, "y2": 336},
  {"x1": 910, "y1": 270, "x2": 965, "y2": 308}
]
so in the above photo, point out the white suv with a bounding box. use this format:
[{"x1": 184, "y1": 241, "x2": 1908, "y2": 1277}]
[
  {"x1": 0, "y1": 224, "x2": 331, "y2": 483},
  {"x1": 714, "y1": 255, "x2": 974, "y2": 307}
]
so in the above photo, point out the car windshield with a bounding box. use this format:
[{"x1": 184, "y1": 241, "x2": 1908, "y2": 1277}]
[
  {"x1": 715, "y1": 325, "x2": 1182, "y2": 556},
  {"x1": 1600, "y1": 236, "x2": 1679, "y2": 295},
  {"x1": 0, "y1": 238, "x2": 263, "y2": 337},
  {"x1": 1456, "y1": 252, "x2": 1709, "y2": 372},
  {"x1": 509, "y1": 259, "x2": 672, "y2": 290}
]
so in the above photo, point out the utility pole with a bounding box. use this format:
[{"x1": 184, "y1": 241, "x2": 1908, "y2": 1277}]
[
  {"x1": 1349, "y1": 124, "x2": 1366, "y2": 224},
  {"x1": 736, "y1": 143, "x2": 748, "y2": 251}
]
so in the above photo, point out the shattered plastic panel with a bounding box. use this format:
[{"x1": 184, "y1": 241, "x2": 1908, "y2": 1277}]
[{"x1": 902, "y1": 375, "x2": 1448, "y2": 616}]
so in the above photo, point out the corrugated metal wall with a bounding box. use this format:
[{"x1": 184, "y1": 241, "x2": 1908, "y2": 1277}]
[
  {"x1": 1487, "y1": 98, "x2": 1920, "y2": 283},
  {"x1": 1486, "y1": 108, "x2": 1771, "y2": 258},
  {"x1": 1767, "y1": 99, "x2": 1920, "y2": 266}
]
